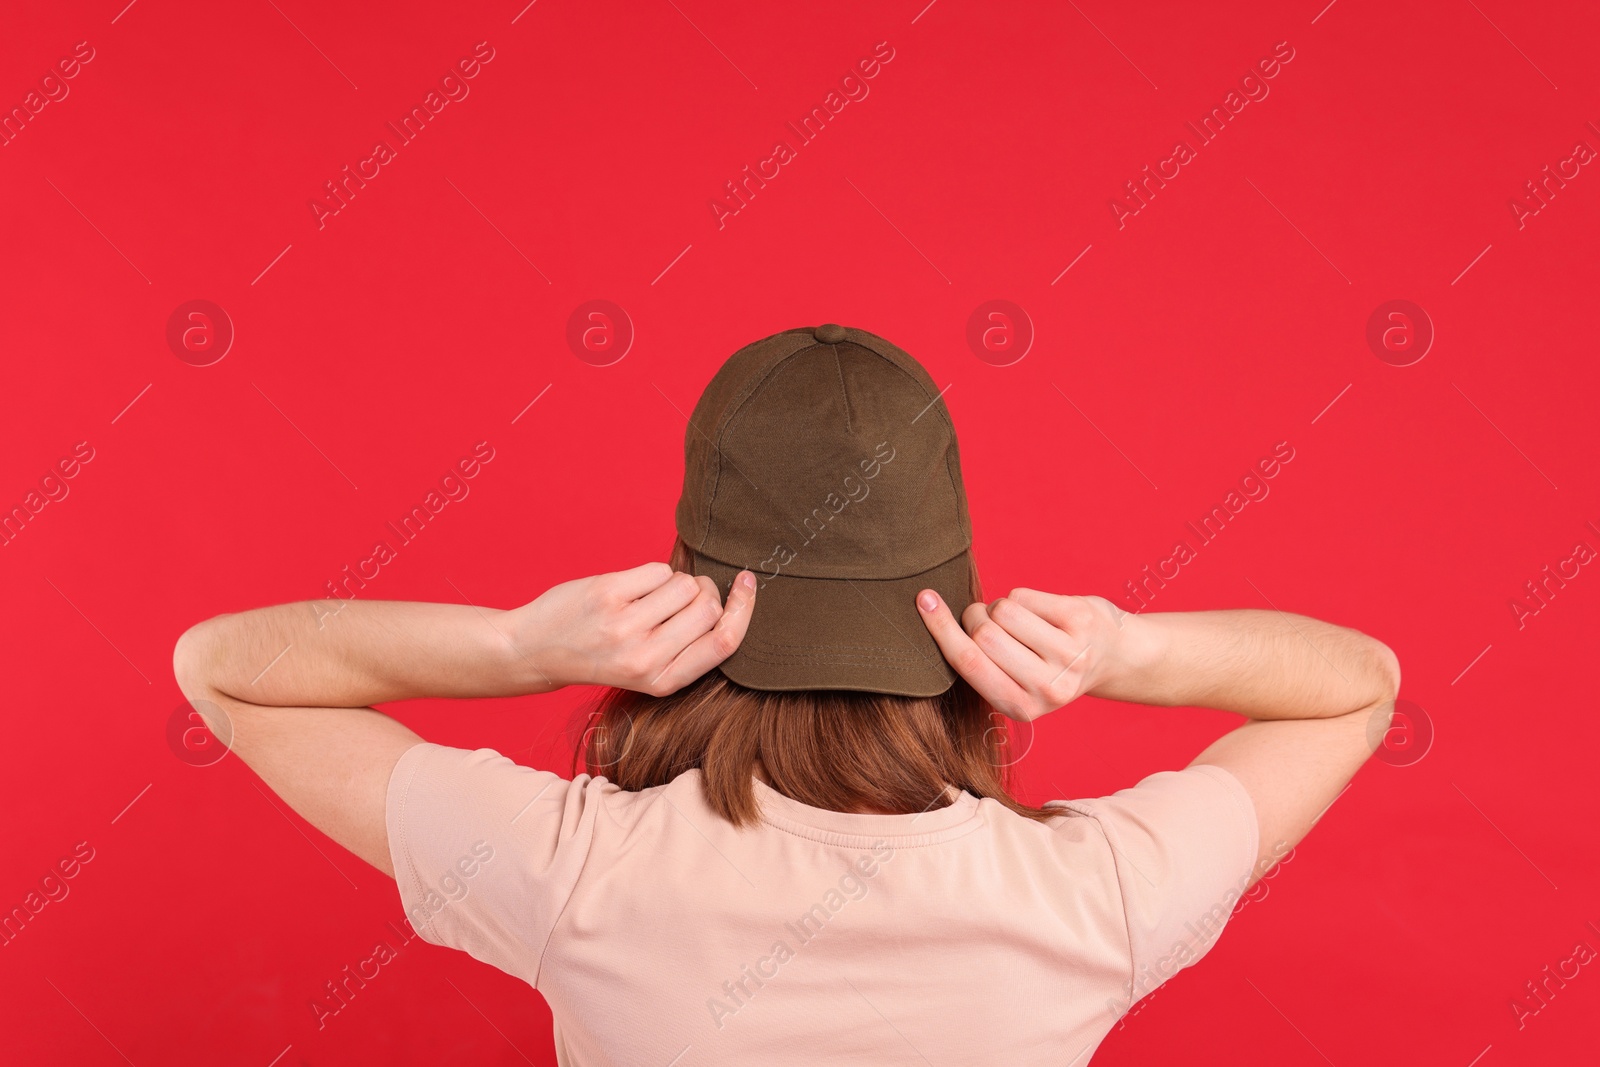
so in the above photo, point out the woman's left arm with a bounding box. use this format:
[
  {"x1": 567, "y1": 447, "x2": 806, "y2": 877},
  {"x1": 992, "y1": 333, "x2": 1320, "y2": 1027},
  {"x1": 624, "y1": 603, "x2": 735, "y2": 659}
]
[{"x1": 172, "y1": 562, "x2": 756, "y2": 877}]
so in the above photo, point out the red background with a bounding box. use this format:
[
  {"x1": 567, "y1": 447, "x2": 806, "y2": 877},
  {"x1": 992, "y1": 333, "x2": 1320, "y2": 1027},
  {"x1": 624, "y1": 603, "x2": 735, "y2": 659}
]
[{"x1": 3, "y1": 0, "x2": 1597, "y2": 1063}]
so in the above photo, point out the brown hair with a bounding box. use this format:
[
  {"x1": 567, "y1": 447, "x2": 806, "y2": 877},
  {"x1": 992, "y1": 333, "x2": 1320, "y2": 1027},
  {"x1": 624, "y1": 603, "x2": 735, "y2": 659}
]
[{"x1": 575, "y1": 538, "x2": 1056, "y2": 827}]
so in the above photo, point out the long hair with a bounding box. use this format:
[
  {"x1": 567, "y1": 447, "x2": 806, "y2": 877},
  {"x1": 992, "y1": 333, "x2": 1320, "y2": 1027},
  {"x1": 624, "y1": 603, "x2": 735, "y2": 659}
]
[{"x1": 575, "y1": 538, "x2": 1055, "y2": 827}]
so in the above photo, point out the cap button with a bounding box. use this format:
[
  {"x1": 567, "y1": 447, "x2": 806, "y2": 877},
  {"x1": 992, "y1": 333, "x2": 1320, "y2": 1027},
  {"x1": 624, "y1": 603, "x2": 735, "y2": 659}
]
[{"x1": 814, "y1": 323, "x2": 847, "y2": 344}]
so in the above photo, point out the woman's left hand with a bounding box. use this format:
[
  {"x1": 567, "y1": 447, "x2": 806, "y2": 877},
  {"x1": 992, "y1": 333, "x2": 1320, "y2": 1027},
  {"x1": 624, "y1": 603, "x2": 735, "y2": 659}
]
[
  {"x1": 916, "y1": 587, "x2": 1128, "y2": 722},
  {"x1": 506, "y1": 562, "x2": 757, "y2": 696}
]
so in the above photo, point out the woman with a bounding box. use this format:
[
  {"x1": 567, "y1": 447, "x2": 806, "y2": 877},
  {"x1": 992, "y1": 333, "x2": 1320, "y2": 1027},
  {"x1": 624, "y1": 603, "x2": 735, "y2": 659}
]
[{"x1": 174, "y1": 324, "x2": 1400, "y2": 1064}]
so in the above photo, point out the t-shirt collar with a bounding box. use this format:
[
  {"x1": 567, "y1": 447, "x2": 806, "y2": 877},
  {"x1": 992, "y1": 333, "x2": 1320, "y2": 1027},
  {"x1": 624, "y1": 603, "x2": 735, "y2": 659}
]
[{"x1": 749, "y1": 776, "x2": 981, "y2": 844}]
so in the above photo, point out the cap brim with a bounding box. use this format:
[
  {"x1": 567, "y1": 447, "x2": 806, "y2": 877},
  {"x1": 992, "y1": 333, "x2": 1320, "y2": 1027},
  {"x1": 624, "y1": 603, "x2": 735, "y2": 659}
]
[{"x1": 690, "y1": 551, "x2": 972, "y2": 697}]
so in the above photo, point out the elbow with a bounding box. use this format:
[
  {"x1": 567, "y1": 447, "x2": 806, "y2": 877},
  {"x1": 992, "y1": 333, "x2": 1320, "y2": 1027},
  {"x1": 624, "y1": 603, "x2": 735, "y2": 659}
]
[
  {"x1": 1373, "y1": 641, "x2": 1401, "y2": 702},
  {"x1": 172, "y1": 618, "x2": 222, "y2": 698},
  {"x1": 172, "y1": 620, "x2": 238, "y2": 743}
]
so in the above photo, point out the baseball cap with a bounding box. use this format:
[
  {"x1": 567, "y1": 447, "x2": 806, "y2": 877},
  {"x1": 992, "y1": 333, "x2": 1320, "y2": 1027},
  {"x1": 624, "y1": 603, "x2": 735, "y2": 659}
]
[{"x1": 675, "y1": 323, "x2": 975, "y2": 697}]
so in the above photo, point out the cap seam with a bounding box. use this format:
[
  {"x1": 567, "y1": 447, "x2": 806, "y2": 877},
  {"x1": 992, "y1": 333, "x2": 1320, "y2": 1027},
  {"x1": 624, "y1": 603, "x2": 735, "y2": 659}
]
[
  {"x1": 736, "y1": 654, "x2": 937, "y2": 671},
  {"x1": 832, "y1": 348, "x2": 857, "y2": 435},
  {"x1": 846, "y1": 337, "x2": 969, "y2": 536},
  {"x1": 738, "y1": 635, "x2": 929, "y2": 655},
  {"x1": 689, "y1": 330, "x2": 819, "y2": 552},
  {"x1": 700, "y1": 343, "x2": 817, "y2": 553},
  {"x1": 739, "y1": 653, "x2": 928, "y2": 665},
  {"x1": 734, "y1": 643, "x2": 938, "y2": 664},
  {"x1": 692, "y1": 544, "x2": 972, "y2": 584}
]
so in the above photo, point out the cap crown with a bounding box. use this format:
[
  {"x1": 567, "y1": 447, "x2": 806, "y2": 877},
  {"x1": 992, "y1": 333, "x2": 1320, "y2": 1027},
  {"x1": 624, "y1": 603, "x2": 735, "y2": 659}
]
[{"x1": 676, "y1": 326, "x2": 972, "y2": 580}]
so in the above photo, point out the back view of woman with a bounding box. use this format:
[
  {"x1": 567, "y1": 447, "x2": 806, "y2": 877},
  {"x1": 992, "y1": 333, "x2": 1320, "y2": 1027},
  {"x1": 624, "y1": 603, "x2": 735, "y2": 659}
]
[{"x1": 174, "y1": 324, "x2": 1400, "y2": 1064}]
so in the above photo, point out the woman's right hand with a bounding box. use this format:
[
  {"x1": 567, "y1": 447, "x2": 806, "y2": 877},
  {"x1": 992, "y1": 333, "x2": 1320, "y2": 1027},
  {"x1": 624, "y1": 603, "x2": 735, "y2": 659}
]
[
  {"x1": 508, "y1": 562, "x2": 757, "y2": 697},
  {"x1": 915, "y1": 587, "x2": 1132, "y2": 722}
]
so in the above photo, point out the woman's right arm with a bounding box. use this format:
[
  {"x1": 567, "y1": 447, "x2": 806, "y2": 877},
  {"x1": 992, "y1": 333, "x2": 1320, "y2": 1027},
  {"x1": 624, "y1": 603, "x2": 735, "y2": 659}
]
[
  {"x1": 916, "y1": 590, "x2": 1401, "y2": 883},
  {"x1": 1101, "y1": 605, "x2": 1400, "y2": 883},
  {"x1": 1093, "y1": 606, "x2": 1399, "y2": 721}
]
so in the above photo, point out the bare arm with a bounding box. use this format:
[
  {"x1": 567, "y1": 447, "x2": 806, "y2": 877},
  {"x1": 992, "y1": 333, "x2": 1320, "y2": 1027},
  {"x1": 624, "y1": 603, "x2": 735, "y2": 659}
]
[
  {"x1": 915, "y1": 589, "x2": 1400, "y2": 884},
  {"x1": 1092, "y1": 607, "x2": 1398, "y2": 721},
  {"x1": 173, "y1": 564, "x2": 757, "y2": 877},
  {"x1": 1102, "y1": 606, "x2": 1399, "y2": 882},
  {"x1": 176, "y1": 600, "x2": 544, "y2": 709},
  {"x1": 170, "y1": 600, "x2": 519, "y2": 877}
]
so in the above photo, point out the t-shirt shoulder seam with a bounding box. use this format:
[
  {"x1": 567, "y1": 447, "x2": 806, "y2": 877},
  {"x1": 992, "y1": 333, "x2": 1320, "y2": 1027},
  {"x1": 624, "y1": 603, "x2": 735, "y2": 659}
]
[
  {"x1": 1059, "y1": 805, "x2": 1138, "y2": 998},
  {"x1": 392, "y1": 742, "x2": 442, "y2": 943},
  {"x1": 1044, "y1": 798, "x2": 1098, "y2": 819},
  {"x1": 529, "y1": 775, "x2": 607, "y2": 989}
]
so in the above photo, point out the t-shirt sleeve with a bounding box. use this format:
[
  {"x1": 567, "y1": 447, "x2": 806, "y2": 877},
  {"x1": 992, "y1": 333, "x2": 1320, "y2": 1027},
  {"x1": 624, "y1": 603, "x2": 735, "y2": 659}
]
[
  {"x1": 385, "y1": 742, "x2": 606, "y2": 987},
  {"x1": 1048, "y1": 763, "x2": 1259, "y2": 996}
]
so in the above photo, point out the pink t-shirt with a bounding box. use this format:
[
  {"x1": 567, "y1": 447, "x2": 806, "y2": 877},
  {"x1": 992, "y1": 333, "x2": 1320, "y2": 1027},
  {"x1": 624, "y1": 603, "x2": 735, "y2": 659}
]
[{"x1": 386, "y1": 742, "x2": 1258, "y2": 1065}]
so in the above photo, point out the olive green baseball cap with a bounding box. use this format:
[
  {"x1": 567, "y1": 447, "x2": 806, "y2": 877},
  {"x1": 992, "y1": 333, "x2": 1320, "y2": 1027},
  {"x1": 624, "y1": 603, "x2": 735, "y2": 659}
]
[{"x1": 675, "y1": 323, "x2": 974, "y2": 697}]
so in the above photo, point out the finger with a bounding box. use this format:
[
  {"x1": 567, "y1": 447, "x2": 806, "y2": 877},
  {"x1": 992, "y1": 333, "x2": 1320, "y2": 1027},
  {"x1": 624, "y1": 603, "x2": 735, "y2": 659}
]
[
  {"x1": 606, "y1": 561, "x2": 676, "y2": 601},
  {"x1": 987, "y1": 597, "x2": 1077, "y2": 664},
  {"x1": 649, "y1": 575, "x2": 724, "y2": 653},
  {"x1": 650, "y1": 571, "x2": 757, "y2": 694},
  {"x1": 916, "y1": 590, "x2": 1028, "y2": 710},
  {"x1": 629, "y1": 570, "x2": 703, "y2": 627},
  {"x1": 960, "y1": 602, "x2": 1053, "y2": 690},
  {"x1": 1008, "y1": 588, "x2": 1094, "y2": 635}
]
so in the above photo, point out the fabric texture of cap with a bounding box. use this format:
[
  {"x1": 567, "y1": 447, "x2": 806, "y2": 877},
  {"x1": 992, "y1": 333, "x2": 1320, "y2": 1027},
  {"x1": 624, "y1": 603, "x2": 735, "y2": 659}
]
[{"x1": 674, "y1": 324, "x2": 975, "y2": 696}]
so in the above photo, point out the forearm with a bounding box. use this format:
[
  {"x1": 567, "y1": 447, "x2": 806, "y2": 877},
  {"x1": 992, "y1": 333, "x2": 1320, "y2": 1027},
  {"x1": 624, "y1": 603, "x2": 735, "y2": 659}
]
[
  {"x1": 176, "y1": 598, "x2": 552, "y2": 708},
  {"x1": 1094, "y1": 607, "x2": 1399, "y2": 719}
]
